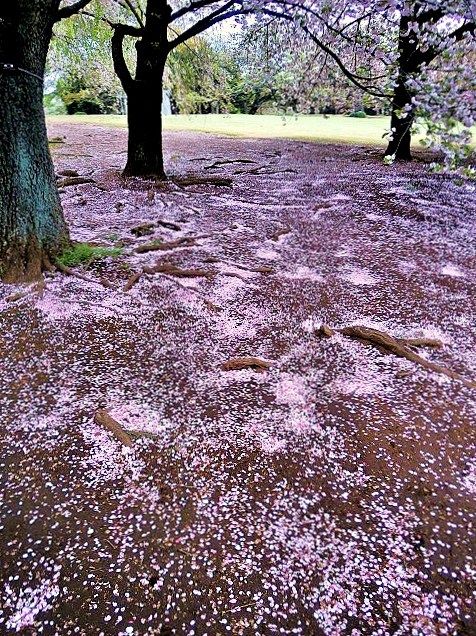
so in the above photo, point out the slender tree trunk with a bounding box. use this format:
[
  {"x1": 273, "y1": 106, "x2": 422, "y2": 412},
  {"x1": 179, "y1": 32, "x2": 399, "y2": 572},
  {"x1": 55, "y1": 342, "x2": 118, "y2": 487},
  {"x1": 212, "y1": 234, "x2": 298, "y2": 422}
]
[
  {"x1": 0, "y1": 1, "x2": 69, "y2": 282},
  {"x1": 384, "y1": 11, "x2": 420, "y2": 161},
  {"x1": 124, "y1": 61, "x2": 166, "y2": 178},
  {"x1": 385, "y1": 74, "x2": 415, "y2": 161}
]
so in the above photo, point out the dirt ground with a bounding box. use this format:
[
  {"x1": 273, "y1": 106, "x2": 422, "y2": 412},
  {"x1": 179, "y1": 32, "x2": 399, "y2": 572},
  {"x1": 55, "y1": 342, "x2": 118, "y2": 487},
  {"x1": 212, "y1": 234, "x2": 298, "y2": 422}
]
[{"x1": 0, "y1": 123, "x2": 475, "y2": 635}]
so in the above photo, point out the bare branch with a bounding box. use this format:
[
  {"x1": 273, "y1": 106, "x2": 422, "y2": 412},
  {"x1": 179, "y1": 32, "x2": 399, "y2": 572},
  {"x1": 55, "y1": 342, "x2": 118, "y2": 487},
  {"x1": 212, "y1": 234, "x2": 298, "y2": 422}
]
[
  {"x1": 170, "y1": 0, "x2": 219, "y2": 22},
  {"x1": 168, "y1": 1, "x2": 247, "y2": 49},
  {"x1": 56, "y1": 0, "x2": 93, "y2": 21}
]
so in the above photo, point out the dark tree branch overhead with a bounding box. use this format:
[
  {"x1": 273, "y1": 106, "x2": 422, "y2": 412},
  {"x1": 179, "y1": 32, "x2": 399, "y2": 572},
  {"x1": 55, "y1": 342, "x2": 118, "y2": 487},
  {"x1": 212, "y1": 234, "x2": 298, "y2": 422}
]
[
  {"x1": 56, "y1": 0, "x2": 92, "y2": 21},
  {"x1": 168, "y1": 1, "x2": 250, "y2": 49},
  {"x1": 170, "y1": 0, "x2": 220, "y2": 22}
]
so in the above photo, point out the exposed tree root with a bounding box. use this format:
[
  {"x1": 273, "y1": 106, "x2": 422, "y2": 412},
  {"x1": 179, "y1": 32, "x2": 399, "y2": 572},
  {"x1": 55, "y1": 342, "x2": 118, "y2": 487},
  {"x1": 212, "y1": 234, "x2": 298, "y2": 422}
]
[
  {"x1": 235, "y1": 166, "x2": 269, "y2": 175},
  {"x1": 126, "y1": 429, "x2": 158, "y2": 441},
  {"x1": 123, "y1": 271, "x2": 143, "y2": 291},
  {"x1": 271, "y1": 227, "x2": 291, "y2": 242},
  {"x1": 221, "y1": 356, "x2": 272, "y2": 372},
  {"x1": 403, "y1": 337, "x2": 443, "y2": 348},
  {"x1": 238, "y1": 264, "x2": 274, "y2": 274},
  {"x1": 48, "y1": 136, "x2": 65, "y2": 144},
  {"x1": 6, "y1": 279, "x2": 46, "y2": 303},
  {"x1": 57, "y1": 169, "x2": 79, "y2": 177},
  {"x1": 317, "y1": 324, "x2": 335, "y2": 338},
  {"x1": 174, "y1": 176, "x2": 233, "y2": 188},
  {"x1": 205, "y1": 159, "x2": 256, "y2": 170},
  {"x1": 202, "y1": 256, "x2": 274, "y2": 274},
  {"x1": 94, "y1": 409, "x2": 133, "y2": 447},
  {"x1": 318, "y1": 324, "x2": 475, "y2": 389},
  {"x1": 136, "y1": 237, "x2": 196, "y2": 254},
  {"x1": 55, "y1": 262, "x2": 115, "y2": 289},
  {"x1": 221, "y1": 271, "x2": 248, "y2": 282},
  {"x1": 56, "y1": 176, "x2": 95, "y2": 188},
  {"x1": 144, "y1": 263, "x2": 214, "y2": 279},
  {"x1": 204, "y1": 299, "x2": 222, "y2": 312},
  {"x1": 131, "y1": 223, "x2": 155, "y2": 237},
  {"x1": 156, "y1": 220, "x2": 181, "y2": 231}
]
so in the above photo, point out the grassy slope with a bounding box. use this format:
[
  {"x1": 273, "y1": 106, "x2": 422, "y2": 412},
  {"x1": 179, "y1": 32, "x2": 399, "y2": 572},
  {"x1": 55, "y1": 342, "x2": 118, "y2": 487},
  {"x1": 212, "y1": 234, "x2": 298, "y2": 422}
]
[{"x1": 48, "y1": 113, "x2": 405, "y2": 148}]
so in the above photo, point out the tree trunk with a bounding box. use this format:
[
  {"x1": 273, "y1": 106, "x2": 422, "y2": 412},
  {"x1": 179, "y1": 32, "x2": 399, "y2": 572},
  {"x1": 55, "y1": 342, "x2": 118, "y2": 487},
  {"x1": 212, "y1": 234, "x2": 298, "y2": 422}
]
[
  {"x1": 114, "y1": 0, "x2": 170, "y2": 180},
  {"x1": 0, "y1": 1, "x2": 69, "y2": 282},
  {"x1": 124, "y1": 72, "x2": 166, "y2": 178},
  {"x1": 385, "y1": 75, "x2": 414, "y2": 161},
  {"x1": 384, "y1": 11, "x2": 420, "y2": 161}
]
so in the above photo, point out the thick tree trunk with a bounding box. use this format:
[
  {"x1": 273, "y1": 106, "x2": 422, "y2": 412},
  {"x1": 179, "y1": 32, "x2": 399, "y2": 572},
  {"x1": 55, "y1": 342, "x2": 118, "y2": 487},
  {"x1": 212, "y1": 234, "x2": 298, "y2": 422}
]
[
  {"x1": 124, "y1": 73, "x2": 166, "y2": 178},
  {"x1": 113, "y1": 0, "x2": 171, "y2": 180},
  {"x1": 0, "y1": 1, "x2": 69, "y2": 282}
]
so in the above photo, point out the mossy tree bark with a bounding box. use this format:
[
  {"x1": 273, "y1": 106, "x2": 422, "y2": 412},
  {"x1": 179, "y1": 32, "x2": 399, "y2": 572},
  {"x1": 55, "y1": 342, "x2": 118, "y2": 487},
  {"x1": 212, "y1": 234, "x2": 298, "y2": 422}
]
[{"x1": 0, "y1": 1, "x2": 71, "y2": 283}]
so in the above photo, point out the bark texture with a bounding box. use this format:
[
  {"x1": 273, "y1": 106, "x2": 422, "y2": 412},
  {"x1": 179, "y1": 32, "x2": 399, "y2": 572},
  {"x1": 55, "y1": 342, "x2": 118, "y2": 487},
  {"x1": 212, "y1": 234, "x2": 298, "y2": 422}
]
[{"x1": 0, "y1": 1, "x2": 70, "y2": 282}]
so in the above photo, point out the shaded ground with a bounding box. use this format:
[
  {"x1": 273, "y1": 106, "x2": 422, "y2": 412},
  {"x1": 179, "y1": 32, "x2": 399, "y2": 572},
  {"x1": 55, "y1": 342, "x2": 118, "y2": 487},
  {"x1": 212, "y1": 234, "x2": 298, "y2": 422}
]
[{"x1": 1, "y1": 124, "x2": 476, "y2": 635}]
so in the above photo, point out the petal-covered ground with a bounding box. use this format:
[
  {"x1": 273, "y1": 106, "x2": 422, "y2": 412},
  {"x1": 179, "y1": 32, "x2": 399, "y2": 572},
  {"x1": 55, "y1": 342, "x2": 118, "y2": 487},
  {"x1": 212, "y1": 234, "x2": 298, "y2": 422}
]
[{"x1": 0, "y1": 123, "x2": 475, "y2": 635}]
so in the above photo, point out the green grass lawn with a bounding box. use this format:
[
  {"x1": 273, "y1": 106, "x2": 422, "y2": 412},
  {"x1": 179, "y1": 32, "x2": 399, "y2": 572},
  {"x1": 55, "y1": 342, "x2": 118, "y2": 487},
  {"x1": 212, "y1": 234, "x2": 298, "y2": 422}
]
[
  {"x1": 48, "y1": 113, "x2": 403, "y2": 148},
  {"x1": 48, "y1": 113, "x2": 475, "y2": 149}
]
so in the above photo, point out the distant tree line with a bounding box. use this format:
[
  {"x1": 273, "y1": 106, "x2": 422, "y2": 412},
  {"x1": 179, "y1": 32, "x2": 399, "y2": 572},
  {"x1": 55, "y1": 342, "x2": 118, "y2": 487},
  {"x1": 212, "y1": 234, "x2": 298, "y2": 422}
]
[{"x1": 46, "y1": 18, "x2": 384, "y2": 117}]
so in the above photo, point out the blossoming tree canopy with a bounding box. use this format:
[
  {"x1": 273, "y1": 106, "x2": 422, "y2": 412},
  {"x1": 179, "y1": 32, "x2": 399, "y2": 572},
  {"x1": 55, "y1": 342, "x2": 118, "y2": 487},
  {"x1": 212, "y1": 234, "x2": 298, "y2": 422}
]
[{"x1": 254, "y1": 0, "x2": 475, "y2": 165}]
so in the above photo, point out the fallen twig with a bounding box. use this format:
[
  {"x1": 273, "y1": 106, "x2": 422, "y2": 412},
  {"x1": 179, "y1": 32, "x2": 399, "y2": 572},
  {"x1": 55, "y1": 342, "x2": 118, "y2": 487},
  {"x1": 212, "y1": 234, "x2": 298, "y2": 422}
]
[
  {"x1": 318, "y1": 324, "x2": 474, "y2": 389},
  {"x1": 94, "y1": 409, "x2": 133, "y2": 447},
  {"x1": 221, "y1": 357, "x2": 272, "y2": 372},
  {"x1": 222, "y1": 602, "x2": 257, "y2": 615}
]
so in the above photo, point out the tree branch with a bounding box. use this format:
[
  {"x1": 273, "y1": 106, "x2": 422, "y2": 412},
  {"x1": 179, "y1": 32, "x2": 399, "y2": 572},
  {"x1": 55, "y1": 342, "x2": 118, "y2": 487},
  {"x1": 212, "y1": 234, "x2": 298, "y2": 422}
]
[
  {"x1": 56, "y1": 0, "x2": 93, "y2": 21},
  {"x1": 170, "y1": 0, "x2": 219, "y2": 22},
  {"x1": 448, "y1": 21, "x2": 475, "y2": 42},
  {"x1": 261, "y1": 9, "x2": 390, "y2": 98},
  {"x1": 111, "y1": 24, "x2": 142, "y2": 93},
  {"x1": 168, "y1": 1, "x2": 247, "y2": 49},
  {"x1": 113, "y1": 0, "x2": 145, "y2": 28}
]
